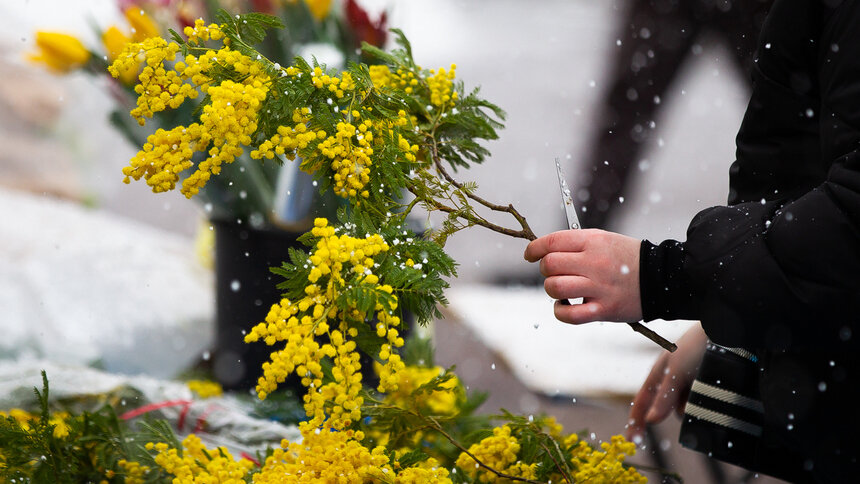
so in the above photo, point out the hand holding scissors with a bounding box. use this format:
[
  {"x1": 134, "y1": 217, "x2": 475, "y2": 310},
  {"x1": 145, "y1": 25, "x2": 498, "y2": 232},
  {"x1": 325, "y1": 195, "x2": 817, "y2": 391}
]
[{"x1": 524, "y1": 159, "x2": 677, "y2": 352}]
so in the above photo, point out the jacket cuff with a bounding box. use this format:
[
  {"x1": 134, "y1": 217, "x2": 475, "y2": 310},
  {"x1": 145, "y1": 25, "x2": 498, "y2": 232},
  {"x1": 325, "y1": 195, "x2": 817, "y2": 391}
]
[{"x1": 639, "y1": 239, "x2": 695, "y2": 321}]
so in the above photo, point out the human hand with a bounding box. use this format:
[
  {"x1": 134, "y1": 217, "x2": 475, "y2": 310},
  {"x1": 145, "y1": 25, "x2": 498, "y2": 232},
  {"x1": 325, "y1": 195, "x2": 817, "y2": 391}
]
[
  {"x1": 626, "y1": 324, "x2": 708, "y2": 442},
  {"x1": 523, "y1": 229, "x2": 642, "y2": 324}
]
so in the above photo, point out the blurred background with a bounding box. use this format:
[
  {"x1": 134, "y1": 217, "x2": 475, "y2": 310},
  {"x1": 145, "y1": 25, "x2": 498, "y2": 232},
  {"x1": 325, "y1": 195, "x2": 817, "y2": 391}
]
[{"x1": 1, "y1": 0, "x2": 783, "y2": 482}]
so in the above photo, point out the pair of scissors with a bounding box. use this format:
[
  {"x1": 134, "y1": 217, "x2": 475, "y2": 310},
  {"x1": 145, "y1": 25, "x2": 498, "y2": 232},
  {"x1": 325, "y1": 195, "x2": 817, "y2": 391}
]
[{"x1": 554, "y1": 158, "x2": 677, "y2": 352}]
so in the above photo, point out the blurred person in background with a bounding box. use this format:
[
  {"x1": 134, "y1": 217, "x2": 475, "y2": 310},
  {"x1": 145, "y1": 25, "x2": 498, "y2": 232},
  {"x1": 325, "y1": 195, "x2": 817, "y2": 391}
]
[
  {"x1": 527, "y1": 0, "x2": 860, "y2": 481},
  {"x1": 577, "y1": 0, "x2": 772, "y2": 230}
]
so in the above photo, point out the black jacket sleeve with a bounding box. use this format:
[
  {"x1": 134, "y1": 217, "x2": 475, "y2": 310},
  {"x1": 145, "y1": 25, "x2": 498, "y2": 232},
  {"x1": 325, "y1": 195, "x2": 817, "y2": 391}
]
[{"x1": 640, "y1": 0, "x2": 860, "y2": 350}]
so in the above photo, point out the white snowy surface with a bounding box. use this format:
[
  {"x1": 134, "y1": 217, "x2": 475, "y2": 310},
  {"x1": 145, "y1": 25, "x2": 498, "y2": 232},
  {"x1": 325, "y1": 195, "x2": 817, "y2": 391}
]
[
  {"x1": 0, "y1": 360, "x2": 301, "y2": 453},
  {"x1": 446, "y1": 284, "x2": 696, "y2": 397},
  {"x1": 0, "y1": 188, "x2": 213, "y2": 377}
]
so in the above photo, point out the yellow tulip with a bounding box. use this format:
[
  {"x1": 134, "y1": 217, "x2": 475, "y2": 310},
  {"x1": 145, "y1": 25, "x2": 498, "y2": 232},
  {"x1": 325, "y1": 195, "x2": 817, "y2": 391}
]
[
  {"x1": 28, "y1": 31, "x2": 91, "y2": 73},
  {"x1": 102, "y1": 26, "x2": 138, "y2": 84},
  {"x1": 304, "y1": 0, "x2": 332, "y2": 20},
  {"x1": 124, "y1": 6, "x2": 159, "y2": 42},
  {"x1": 102, "y1": 25, "x2": 130, "y2": 60}
]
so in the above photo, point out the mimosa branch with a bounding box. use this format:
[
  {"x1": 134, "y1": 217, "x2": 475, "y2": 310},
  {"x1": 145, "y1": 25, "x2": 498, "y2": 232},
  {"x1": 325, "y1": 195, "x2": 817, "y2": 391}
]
[{"x1": 411, "y1": 139, "x2": 536, "y2": 241}]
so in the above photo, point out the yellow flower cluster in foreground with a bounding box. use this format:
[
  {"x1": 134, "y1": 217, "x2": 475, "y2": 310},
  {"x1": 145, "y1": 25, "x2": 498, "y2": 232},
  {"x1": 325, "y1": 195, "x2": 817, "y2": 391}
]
[
  {"x1": 455, "y1": 426, "x2": 647, "y2": 484},
  {"x1": 567, "y1": 434, "x2": 647, "y2": 483},
  {"x1": 257, "y1": 424, "x2": 390, "y2": 482},
  {"x1": 147, "y1": 421, "x2": 453, "y2": 483},
  {"x1": 244, "y1": 218, "x2": 404, "y2": 429},
  {"x1": 455, "y1": 425, "x2": 537, "y2": 482},
  {"x1": 147, "y1": 435, "x2": 254, "y2": 483},
  {"x1": 250, "y1": 107, "x2": 321, "y2": 162}
]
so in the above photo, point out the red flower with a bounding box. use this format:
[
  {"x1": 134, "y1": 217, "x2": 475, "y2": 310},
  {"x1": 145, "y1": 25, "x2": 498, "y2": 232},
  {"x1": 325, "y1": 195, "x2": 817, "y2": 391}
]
[
  {"x1": 344, "y1": 0, "x2": 387, "y2": 48},
  {"x1": 248, "y1": 0, "x2": 276, "y2": 15}
]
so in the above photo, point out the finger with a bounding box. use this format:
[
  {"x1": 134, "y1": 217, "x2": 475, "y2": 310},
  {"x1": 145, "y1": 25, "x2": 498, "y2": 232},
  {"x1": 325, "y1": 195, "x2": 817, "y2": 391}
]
[
  {"x1": 646, "y1": 366, "x2": 684, "y2": 424},
  {"x1": 552, "y1": 299, "x2": 604, "y2": 325},
  {"x1": 627, "y1": 353, "x2": 669, "y2": 440},
  {"x1": 524, "y1": 230, "x2": 586, "y2": 262},
  {"x1": 539, "y1": 251, "x2": 589, "y2": 277},
  {"x1": 544, "y1": 275, "x2": 596, "y2": 300}
]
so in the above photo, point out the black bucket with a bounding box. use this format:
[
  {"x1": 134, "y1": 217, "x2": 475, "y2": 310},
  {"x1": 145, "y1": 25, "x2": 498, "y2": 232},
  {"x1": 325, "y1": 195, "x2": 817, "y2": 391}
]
[{"x1": 212, "y1": 219, "x2": 304, "y2": 391}]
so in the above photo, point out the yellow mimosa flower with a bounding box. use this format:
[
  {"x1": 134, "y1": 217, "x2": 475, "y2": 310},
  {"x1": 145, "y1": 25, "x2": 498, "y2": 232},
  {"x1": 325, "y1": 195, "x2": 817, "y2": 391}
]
[
  {"x1": 124, "y1": 6, "x2": 159, "y2": 42},
  {"x1": 28, "y1": 31, "x2": 90, "y2": 73},
  {"x1": 304, "y1": 0, "x2": 332, "y2": 20}
]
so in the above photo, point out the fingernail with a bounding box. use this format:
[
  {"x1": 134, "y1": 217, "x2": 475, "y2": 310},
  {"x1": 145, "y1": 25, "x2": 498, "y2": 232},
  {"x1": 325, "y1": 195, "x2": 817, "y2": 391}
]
[{"x1": 645, "y1": 408, "x2": 657, "y2": 423}]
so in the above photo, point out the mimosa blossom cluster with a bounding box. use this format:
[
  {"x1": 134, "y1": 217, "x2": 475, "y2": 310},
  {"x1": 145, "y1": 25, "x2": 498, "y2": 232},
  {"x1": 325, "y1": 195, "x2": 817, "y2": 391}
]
[
  {"x1": 455, "y1": 425, "x2": 647, "y2": 484},
  {"x1": 244, "y1": 218, "x2": 405, "y2": 429},
  {"x1": 146, "y1": 435, "x2": 254, "y2": 483},
  {"x1": 108, "y1": 23, "x2": 272, "y2": 198},
  {"x1": 568, "y1": 434, "x2": 647, "y2": 483},
  {"x1": 369, "y1": 63, "x2": 459, "y2": 111},
  {"x1": 454, "y1": 425, "x2": 538, "y2": 483}
]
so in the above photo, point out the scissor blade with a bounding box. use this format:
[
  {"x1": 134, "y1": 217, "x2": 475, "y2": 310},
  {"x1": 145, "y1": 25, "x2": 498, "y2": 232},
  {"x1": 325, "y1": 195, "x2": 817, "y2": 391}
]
[{"x1": 555, "y1": 158, "x2": 581, "y2": 230}]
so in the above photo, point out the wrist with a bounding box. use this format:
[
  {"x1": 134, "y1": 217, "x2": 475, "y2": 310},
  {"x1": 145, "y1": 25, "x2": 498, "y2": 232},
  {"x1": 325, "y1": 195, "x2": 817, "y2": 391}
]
[{"x1": 639, "y1": 239, "x2": 696, "y2": 321}]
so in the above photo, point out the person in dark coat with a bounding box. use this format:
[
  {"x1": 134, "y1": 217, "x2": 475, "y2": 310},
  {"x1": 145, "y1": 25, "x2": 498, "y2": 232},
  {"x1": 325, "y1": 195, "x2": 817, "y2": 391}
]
[
  {"x1": 526, "y1": 0, "x2": 860, "y2": 481},
  {"x1": 578, "y1": 0, "x2": 772, "y2": 230}
]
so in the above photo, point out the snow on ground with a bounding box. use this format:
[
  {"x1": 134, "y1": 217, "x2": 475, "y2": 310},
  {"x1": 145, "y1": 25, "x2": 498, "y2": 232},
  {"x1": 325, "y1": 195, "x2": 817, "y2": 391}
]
[{"x1": 0, "y1": 188, "x2": 213, "y2": 377}]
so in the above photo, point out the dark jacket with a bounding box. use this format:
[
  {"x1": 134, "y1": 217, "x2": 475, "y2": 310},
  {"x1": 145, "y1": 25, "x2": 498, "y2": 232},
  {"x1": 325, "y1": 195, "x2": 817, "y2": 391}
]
[{"x1": 638, "y1": 0, "x2": 860, "y2": 481}]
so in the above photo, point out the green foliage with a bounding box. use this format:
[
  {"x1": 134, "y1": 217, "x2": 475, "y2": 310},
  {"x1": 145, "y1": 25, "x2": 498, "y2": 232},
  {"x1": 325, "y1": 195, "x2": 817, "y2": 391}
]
[
  {"x1": 246, "y1": 388, "x2": 308, "y2": 426},
  {"x1": 271, "y1": 246, "x2": 313, "y2": 294},
  {"x1": 0, "y1": 372, "x2": 176, "y2": 484},
  {"x1": 392, "y1": 448, "x2": 430, "y2": 468},
  {"x1": 214, "y1": 10, "x2": 285, "y2": 56},
  {"x1": 435, "y1": 87, "x2": 506, "y2": 170},
  {"x1": 496, "y1": 410, "x2": 575, "y2": 482}
]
